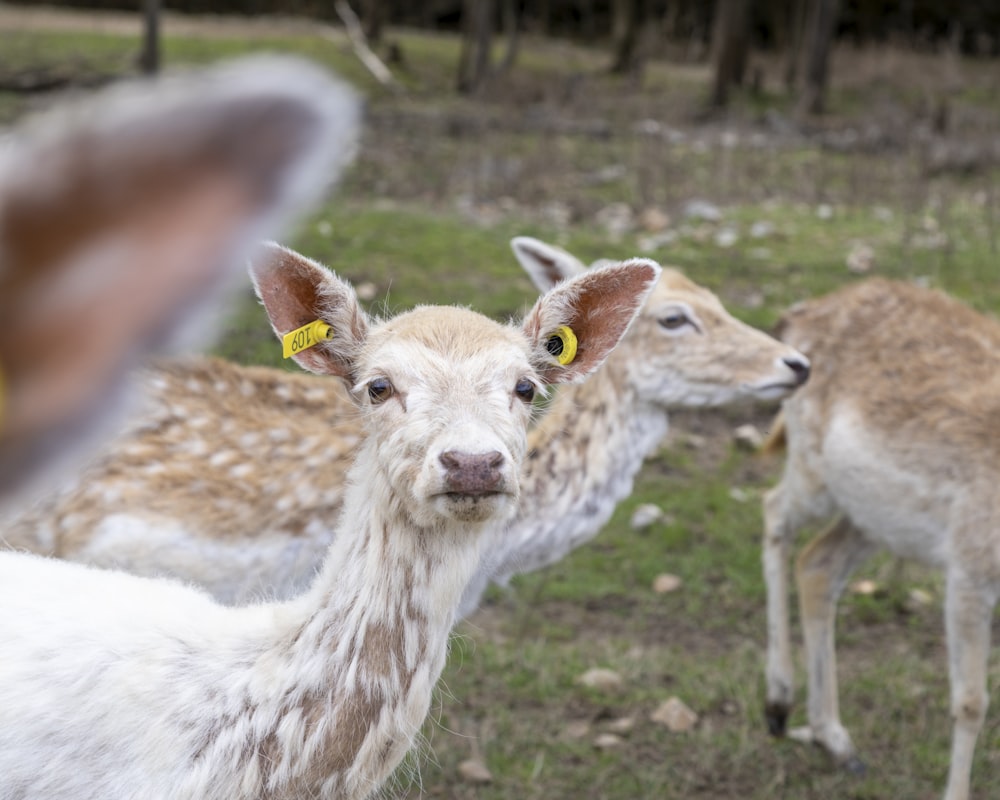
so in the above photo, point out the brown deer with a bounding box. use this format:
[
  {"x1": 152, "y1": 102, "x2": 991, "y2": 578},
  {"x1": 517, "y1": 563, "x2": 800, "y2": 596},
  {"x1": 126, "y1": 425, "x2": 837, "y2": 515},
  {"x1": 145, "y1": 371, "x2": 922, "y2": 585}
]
[{"x1": 762, "y1": 277, "x2": 1000, "y2": 800}]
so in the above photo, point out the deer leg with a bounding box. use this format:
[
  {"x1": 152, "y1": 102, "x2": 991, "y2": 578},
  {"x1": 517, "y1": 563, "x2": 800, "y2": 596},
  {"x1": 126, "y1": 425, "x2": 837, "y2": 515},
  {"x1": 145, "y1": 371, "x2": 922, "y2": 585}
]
[
  {"x1": 762, "y1": 481, "x2": 800, "y2": 736},
  {"x1": 794, "y1": 515, "x2": 875, "y2": 773},
  {"x1": 942, "y1": 570, "x2": 994, "y2": 800}
]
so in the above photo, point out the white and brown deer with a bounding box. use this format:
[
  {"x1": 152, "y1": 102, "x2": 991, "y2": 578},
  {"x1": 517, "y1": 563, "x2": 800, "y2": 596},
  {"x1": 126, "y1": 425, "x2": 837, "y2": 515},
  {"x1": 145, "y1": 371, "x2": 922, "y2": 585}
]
[
  {"x1": 462, "y1": 236, "x2": 810, "y2": 611},
  {"x1": 0, "y1": 58, "x2": 658, "y2": 800},
  {"x1": 0, "y1": 239, "x2": 659, "y2": 799},
  {"x1": 2, "y1": 237, "x2": 810, "y2": 613},
  {"x1": 762, "y1": 277, "x2": 1000, "y2": 800}
]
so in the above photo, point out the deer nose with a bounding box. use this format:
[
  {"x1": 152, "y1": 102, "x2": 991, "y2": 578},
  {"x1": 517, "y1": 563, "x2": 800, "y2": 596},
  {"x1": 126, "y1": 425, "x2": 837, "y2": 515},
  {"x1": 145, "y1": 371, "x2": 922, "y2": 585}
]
[
  {"x1": 783, "y1": 355, "x2": 810, "y2": 386},
  {"x1": 439, "y1": 450, "x2": 505, "y2": 495}
]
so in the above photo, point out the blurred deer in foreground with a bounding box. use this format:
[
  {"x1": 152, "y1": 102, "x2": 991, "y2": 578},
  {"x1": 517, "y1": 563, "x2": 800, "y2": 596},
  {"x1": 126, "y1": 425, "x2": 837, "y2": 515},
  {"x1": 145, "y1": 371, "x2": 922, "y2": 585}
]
[
  {"x1": 0, "y1": 56, "x2": 358, "y2": 506},
  {"x1": 3, "y1": 237, "x2": 809, "y2": 612},
  {"x1": 762, "y1": 278, "x2": 1000, "y2": 800},
  {"x1": 0, "y1": 237, "x2": 659, "y2": 798}
]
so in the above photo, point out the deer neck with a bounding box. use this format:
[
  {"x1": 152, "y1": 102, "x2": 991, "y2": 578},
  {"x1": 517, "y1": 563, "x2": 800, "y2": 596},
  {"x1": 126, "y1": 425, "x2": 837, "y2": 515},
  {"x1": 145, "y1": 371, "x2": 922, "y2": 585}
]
[
  {"x1": 473, "y1": 356, "x2": 668, "y2": 596},
  {"x1": 252, "y1": 447, "x2": 486, "y2": 798}
]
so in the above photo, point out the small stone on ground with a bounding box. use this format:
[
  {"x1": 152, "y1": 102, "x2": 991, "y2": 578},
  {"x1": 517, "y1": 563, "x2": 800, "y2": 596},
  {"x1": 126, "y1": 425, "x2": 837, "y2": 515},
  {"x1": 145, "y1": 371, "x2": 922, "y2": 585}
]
[
  {"x1": 733, "y1": 423, "x2": 764, "y2": 451},
  {"x1": 631, "y1": 503, "x2": 664, "y2": 529},
  {"x1": 652, "y1": 573, "x2": 683, "y2": 594},
  {"x1": 577, "y1": 668, "x2": 623, "y2": 691}
]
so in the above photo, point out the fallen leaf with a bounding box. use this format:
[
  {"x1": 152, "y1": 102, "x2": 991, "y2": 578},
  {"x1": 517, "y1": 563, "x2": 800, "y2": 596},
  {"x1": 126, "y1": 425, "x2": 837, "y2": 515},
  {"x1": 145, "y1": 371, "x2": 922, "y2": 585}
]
[
  {"x1": 593, "y1": 733, "x2": 625, "y2": 750},
  {"x1": 605, "y1": 716, "x2": 636, "y2": 734},
  {"x1": 563, "y1": 720, "x2": 591, "y2": 739},
  {"x1": 650, "y1": 697, "x2": 698, "y2": 732},
  {"x1": 457, "y1": 759, "x2": 493, "y2": 784}
]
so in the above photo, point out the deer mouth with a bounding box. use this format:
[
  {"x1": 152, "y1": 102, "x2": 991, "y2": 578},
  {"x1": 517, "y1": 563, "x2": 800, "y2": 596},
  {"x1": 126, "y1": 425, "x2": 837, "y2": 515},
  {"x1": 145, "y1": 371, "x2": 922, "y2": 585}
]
[
  {"x1": 442, "y1": 490, "x2": 506, "y2": 499},
  {"x1": 433, "y1": 489, "x2": 516, "y2": 522},
  {"x1": 749, "y1": 381, "x2": 801, "y2": 400}
]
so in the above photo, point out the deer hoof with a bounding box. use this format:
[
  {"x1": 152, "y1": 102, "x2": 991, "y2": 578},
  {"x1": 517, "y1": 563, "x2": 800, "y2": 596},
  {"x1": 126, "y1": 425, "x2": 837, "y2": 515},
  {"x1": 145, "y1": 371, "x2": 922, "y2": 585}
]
[
  {"x1": 765, "y1": 702, "x2": 789, "y2": 737},
  {"x1": 842, "y1": 755, "x2": 867, "y2": 776}
]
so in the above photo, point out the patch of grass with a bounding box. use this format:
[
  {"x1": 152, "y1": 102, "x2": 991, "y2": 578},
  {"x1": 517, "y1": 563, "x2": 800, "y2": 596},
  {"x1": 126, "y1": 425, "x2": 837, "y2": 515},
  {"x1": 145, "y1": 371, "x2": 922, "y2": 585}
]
[{"x1": 0, "y1": 29, "x2": 135, "y2": 70}]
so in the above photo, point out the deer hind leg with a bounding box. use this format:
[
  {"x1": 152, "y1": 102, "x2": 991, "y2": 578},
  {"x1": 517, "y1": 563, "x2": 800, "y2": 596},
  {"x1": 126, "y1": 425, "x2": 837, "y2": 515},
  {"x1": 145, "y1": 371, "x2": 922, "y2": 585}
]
[
  {"x1": 793, "y1": 515, "x2": 875, "y2": 773},
  {"x1": 763, "y1": 476, "x2": 832, "y2": 737},
  {"x1": 942, "y1": 570, "x2": 995, "y2": 800}
]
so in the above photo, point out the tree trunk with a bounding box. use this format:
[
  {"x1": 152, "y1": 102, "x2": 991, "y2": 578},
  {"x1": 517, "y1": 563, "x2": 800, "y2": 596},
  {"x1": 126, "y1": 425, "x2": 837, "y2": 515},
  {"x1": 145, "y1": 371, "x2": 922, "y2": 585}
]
[
  {"x1": 579, "y1": 0, "x2": 597, "y2": 41},
  {"x1": 783, "y1": 0, "x2": 808, "y2": 92},
  {"x1": 496, "y1": 0, "x2": 520, "y2": 75},
  {"x1": 359, "y1": 0, "x2": 385, "y2": 45},
  {"x1": 457, "y1": 0, "x2": 495, "y2": 94},
  {"x1": 535, "y1": 0, "x2": 551, "y2": 36},
  {"x1": 138, "y1": 0, "x2": 160, "y2": 75},
  {"x1": 798, "y1": 0, "x2": 839, "y2": 115},
  {"x1": 610, "y1": 0, "x2": 649, "y2": 79},
  {"x1": 611, "y1": 0, "x2": 631, "y2": 45},
  {"x1": 709, "y1": 0, "x2": 750, "y2": 108}
]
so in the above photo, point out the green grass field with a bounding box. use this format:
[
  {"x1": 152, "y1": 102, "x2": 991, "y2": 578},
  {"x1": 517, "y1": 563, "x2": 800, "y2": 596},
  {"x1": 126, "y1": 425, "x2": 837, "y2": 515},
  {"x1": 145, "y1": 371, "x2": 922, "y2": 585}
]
[{"x1": 4, "y1": 9, "x2": 1000, "y2": 798}]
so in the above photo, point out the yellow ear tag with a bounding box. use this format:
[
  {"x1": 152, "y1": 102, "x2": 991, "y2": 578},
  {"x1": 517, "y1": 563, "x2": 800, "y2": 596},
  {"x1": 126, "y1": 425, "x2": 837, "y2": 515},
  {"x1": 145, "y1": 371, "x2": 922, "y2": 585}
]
[
  {"x1": 282, "y1": 320, "x2": 333, "y2": 359},
  {"x1": 545, "y1": 325, "x2": 578, "y2": 366}
]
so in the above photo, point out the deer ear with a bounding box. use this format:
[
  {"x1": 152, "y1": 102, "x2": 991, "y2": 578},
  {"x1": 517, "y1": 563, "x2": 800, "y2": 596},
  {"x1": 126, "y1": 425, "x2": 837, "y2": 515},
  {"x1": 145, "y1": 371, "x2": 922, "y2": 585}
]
[
  {"x1": 522, "y1": 258, "x2": 660, "y2": 384},
  {"x1": 510, "y1": 236, "x2": 588, "y2": 291},
  {"x1": 249, "y1": 242, "x2": 369, "y2": 382},
  {"x1": 0, "y1": 57, "x2": 360, "y2": 502}
]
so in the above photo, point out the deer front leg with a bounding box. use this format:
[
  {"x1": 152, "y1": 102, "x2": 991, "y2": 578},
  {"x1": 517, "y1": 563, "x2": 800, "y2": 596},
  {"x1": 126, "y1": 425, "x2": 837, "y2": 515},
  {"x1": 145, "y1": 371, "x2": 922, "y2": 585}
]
[
  {"x1": 795, "y1": 515, "x2": 875, "y2": 774},
  {"x1": 762, "y1": 482, "x2": 798, "y2": 736},
  {"x1": 942, "y1": 570, "x2": 995, "y2": 800}
]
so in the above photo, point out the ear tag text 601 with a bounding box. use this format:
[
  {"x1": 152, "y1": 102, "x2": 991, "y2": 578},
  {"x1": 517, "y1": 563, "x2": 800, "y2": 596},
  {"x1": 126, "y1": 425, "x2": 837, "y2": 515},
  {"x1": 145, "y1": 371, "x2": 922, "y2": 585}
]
[
  {"x1": 282, "y1": 320, "x2": 333, "y2": 359},
  {"x1": 546, "y1": 325, "x2": 578, "y2": 366}
]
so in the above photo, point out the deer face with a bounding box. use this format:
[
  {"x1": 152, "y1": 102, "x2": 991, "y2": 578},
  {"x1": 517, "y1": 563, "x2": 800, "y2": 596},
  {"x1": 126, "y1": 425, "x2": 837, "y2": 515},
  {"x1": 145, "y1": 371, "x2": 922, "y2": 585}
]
[
  {"x1": 356, "y1": 306, "x2": 540, "y2": 526},
  {"x1": 619, "y1": 269, "x2": 810, "y2": 408},
  {"x1": 512, "y1": 238, "x2": 810, "y2": 411},
  {"x1": 251, "y1": 242, "x2": 661, "y2": 532}
]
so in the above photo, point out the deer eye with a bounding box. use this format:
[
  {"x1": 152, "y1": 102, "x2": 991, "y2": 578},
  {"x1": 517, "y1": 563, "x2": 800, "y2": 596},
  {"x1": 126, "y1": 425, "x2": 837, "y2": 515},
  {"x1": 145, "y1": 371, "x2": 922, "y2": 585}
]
[
  {"x1": 367, "y1": 377, "x2": 394, "y2": 404},
  {"x1": 514, "y1": 378, "x2": 536, "y2": 403},
  {"x1": 659, "y1": 312, "x2": 689, "y2": 331}
]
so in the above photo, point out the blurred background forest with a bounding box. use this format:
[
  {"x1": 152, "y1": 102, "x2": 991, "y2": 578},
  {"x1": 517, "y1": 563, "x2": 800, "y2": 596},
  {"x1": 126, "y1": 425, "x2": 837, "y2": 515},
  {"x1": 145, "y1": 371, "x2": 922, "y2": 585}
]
[
  {"x1": 3, "y1": 1, "x2": 1000, "y2": 798},
  {"x1": 7, "y1": 0, "x2": 1000, "y2": 111}
]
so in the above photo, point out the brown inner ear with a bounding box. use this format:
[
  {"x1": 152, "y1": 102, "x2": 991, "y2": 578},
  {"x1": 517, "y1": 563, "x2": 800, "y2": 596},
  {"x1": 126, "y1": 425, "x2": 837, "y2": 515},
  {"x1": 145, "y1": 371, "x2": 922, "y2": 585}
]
[
  {"x1": 0, "y1": 95, "x2": 326, "y2": 441},
  {"x1": 529, "y1": 249, "x2": 565, "y2": 287},
  {"x1": 0, "y1": 94, "x2": 316, "y2": 304},
  {"x1": 562, "y1": 263, "x2": 657, "y2": 370},
  {"x1": 253, "y1": 249, "x2": 330, "y2": 337},
  {"x1": 0, "y1": 174, "x2": 254, "y2": 442},
  {"x1": 251, "y1": 246, "x2": 363, "y2": 381}
]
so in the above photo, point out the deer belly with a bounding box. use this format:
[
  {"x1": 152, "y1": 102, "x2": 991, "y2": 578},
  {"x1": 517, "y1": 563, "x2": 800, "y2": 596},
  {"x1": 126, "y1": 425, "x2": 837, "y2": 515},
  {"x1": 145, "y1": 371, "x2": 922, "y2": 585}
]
[{"x1": 822, "y1": 412, "x2": 949, "y2": 567}]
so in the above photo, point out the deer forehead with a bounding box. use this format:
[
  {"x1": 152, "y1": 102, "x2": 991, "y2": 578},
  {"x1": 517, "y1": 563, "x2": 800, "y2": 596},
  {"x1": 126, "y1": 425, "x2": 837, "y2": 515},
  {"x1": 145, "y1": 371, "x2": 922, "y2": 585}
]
[
  {"x1": 640, "y1": 269, "x2": 728, "y2": 322},
  {"x1": 361, "y1": 306, "x2": 535, "y2": 386}
]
